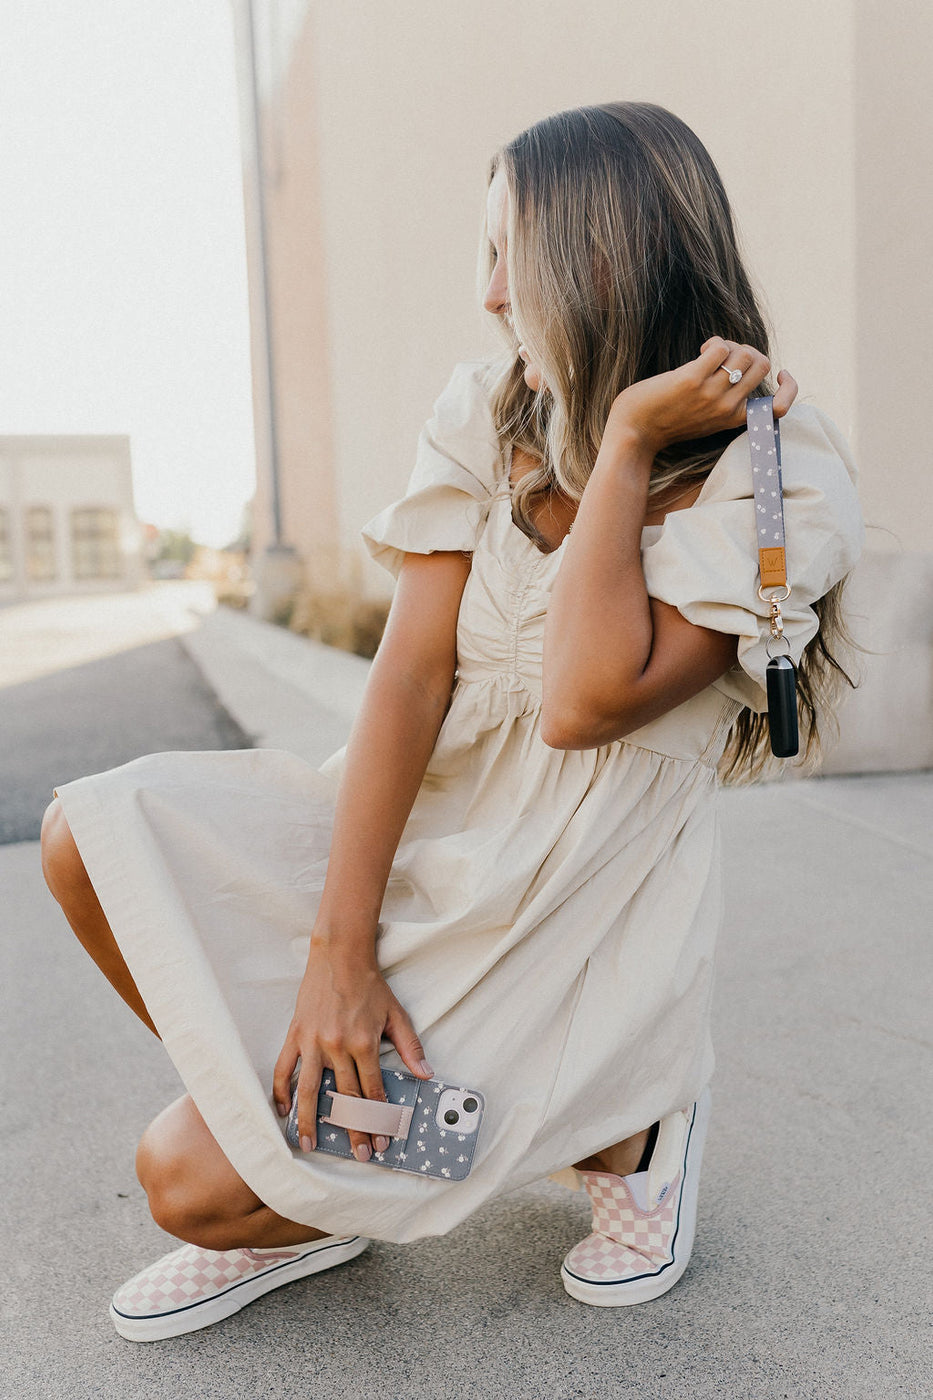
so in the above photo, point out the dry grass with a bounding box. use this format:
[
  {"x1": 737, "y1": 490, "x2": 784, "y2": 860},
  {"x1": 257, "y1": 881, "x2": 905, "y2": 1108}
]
[{"x1": 289, "y1": 586, "x2": 389, "y2": 659}]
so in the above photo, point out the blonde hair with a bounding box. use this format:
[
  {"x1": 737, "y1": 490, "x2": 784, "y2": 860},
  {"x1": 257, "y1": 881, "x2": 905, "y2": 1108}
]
[{"x1": 478, "y1": 101, "x2": 856, "y2": 780}]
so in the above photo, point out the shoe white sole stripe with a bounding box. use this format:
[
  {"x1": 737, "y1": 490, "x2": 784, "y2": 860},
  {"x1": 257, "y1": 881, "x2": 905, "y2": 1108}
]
[
  {"x1": 110, "y1": 1235, "x2": 370, "y2": 1341},
  {"x1": 560, "y1": 1088, "x2": 711, "y2": 1307}
]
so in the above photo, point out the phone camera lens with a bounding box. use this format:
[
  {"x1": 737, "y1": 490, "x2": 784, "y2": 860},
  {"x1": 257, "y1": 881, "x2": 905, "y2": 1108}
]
[
  {"x1": 444, "y1": 1109, "x2": 460, "y2": 1125},
  {"x1": 463, "y1": 1097, "x2": 478, "y2": 1113}
]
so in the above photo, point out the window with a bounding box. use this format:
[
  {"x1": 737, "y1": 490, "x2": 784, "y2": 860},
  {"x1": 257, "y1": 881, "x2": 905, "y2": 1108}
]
[
  {"x1": 70, "y1": 507, "x2": 122, "y2": 580},
  {"x1": 0, "y1": 508, "x2": 12, "y2": 583},
  {"x1": 26, "y1": 505, "x2": 56, "y2": 581}
]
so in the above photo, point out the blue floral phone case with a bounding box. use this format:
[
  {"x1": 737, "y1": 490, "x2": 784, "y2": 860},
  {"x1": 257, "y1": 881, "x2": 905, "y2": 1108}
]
[{"x1": 285, "y1": 1067, "x2": 485, "y2": 1181}]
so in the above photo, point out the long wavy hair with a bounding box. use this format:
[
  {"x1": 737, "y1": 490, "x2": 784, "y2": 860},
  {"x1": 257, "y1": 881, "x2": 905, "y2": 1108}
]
[{"x1": 477, "y1": 101, "x2": 857, "y2": 781}]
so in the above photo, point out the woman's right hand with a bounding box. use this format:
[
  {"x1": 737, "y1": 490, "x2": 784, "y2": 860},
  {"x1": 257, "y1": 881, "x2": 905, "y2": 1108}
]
[
  {"x1": 272, "y1": 935, "x2": 433, "y2": 1163},
  {"x1": 607, "y1": 337, "x2": 798, "y2": 455}
]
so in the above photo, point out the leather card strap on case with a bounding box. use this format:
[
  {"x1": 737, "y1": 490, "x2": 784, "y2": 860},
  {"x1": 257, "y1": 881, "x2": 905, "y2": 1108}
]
[
  {"x1": 315, "y1": 1067, "x2": 421, "y2": 1171},
  {"x1": 320, "y1": 1091, "x2": 415, "y2": 1139}
]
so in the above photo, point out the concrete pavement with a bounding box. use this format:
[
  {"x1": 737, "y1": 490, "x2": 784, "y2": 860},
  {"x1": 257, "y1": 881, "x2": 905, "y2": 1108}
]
[{"x1": 1, "y1": 589, "x2": 930, "y2": 1399}]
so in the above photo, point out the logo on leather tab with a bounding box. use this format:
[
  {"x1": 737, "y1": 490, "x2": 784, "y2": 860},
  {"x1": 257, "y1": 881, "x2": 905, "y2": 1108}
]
[{"x1": 758, "y1": 547, "x2": 786, "y2": 587}]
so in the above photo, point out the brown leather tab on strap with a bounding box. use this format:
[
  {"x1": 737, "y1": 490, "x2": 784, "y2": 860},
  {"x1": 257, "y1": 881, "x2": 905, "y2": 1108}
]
[
  {"x1": 321, "y1": 1092, "x2": 415, "y2": 1139},
  {"x1": 758, "y1": 546, "x2": 787, "y2": 590}
]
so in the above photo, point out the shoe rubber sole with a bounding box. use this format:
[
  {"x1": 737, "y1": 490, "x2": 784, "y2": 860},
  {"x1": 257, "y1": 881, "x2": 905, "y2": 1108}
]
[
  {"x1": 560, "y1": 1087, "x2": 711, "y2": 1308},
  {"x1": 110, "y1": 1234, "x2": 370, "y2": 1341}
]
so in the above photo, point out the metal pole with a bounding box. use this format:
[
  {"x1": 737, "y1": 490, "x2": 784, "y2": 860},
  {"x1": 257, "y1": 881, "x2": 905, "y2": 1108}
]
[{"x1": 245, "y1": 0, "x2": 283, "y2": 547}]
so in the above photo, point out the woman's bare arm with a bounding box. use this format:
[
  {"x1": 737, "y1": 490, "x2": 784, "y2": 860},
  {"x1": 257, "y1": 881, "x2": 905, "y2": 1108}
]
[
  {"x1": 541, "y1": 431, "x2": 737, "y2": 747},
  {"x1": 273, "y1": 549, "x2": 471, "y2": 1158},
  {"x1": 542, "y1": 339, "x2": 797, "y2": 748},
  {"x1": 312, "y1": 550, "x2": 470, "y2": 943}
]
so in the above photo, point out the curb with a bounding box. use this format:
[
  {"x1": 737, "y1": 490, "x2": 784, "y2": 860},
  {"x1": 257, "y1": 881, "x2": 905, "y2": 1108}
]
[{"x1": 178, "y1": 603, "x2": 370, "y2": 768}]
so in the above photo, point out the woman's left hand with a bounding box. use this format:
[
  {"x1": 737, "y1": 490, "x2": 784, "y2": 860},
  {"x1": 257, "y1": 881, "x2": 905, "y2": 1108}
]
[{"x1": 607, "y1": 336, "x2": 798, "y2": 456}]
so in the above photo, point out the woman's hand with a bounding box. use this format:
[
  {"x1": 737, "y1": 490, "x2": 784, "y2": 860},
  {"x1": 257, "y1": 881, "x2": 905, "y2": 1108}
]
[
  {"x1": 608, "y1": 337, "x2": 798, "y2": 456},
  {"x1": 272, "y1": 935, "x2": 433, "y2": 1163}
]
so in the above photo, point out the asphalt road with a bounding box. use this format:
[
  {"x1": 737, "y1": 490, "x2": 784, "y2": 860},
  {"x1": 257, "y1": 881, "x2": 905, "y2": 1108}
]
[{"x1": 0, "y1": 587, "x2": 251, "y2": 844}]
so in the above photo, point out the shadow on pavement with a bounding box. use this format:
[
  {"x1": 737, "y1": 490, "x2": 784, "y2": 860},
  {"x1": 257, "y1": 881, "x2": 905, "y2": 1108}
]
[{"x1": 0, "y1": 636, "x2": 252, "y2": 844}]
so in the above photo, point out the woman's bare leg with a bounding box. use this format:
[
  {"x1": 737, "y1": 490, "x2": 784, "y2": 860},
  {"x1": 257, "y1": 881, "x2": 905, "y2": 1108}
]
[
  {"x1": 137, "y1": 1094, "x2": 328, "y2": 1250},
  {"x1": 573, "y1": 1127, "x2": 652, "y2": 1177},
  {"x1": 40, "y1": 797, "x2": 159, "y2": 1036},
  {"x1": 41, "y1": 798, "x2": 331, "y2": 1249}
]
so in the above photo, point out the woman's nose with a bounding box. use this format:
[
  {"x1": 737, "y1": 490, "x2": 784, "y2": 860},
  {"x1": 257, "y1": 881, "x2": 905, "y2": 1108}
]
[{"x1": 483, "y1": 260, "x2": 509, "y2": 316}]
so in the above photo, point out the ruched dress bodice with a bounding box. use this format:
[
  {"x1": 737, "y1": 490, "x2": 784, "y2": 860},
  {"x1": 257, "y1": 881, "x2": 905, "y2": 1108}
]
[{"x1": 453, "y1": 484, "x2": 743, "y2": 768}]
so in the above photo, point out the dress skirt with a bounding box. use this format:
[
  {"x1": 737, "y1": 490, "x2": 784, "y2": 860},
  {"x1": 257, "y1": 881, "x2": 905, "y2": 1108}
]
[{"x1": 53, "y1": 718, "x2": 723, "y2": 1245}]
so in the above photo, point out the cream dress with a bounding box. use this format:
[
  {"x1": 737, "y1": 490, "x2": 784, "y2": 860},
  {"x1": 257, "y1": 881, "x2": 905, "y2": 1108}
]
[{"x1": 53, "y1": 360, "x2": 863, "y2": 1244}]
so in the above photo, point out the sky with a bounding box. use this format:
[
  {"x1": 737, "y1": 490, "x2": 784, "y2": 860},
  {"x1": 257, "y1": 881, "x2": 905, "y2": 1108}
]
[{"x1": 1, "y1": 2, "x2": 256, "y2": 548}]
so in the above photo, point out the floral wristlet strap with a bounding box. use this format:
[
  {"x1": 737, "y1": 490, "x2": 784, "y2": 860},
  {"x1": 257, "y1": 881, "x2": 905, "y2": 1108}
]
[{"x1": 746, "y1": 396, "x2": 799, "y2": 757}]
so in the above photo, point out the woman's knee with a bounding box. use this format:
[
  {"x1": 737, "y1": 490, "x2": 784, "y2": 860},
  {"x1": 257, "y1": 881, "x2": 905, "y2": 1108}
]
[
  {"x1": 136, "y1": 1096, "x2": 258, "y2": 1246},
  {"x1": 136, "y1": 1122, "x2": 213, "y2": 1243},
  {"x1": 40, "y1": 798, "x2": 88, "y2": 901}
]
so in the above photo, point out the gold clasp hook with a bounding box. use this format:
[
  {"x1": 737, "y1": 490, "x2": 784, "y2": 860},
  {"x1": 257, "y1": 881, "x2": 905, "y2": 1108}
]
[{"x1": 762, "y1": 589, "x2": 793, "y2": 659}]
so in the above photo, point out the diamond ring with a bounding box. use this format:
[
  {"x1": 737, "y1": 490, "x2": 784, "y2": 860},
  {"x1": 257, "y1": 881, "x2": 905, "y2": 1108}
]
[{"x1": 719, "y1": 364, "x2": 743, "y2": 385}]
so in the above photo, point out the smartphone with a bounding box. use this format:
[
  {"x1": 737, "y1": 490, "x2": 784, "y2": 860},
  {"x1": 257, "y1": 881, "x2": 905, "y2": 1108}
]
[{"x1": 285, "y1": 1066, "x2": 485, "y2": 1181}]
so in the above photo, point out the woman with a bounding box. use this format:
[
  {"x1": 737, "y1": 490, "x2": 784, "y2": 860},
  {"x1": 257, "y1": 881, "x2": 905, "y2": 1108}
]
[{"x1": 41, "y1": 101, "x2": 863, "y2": 1340}]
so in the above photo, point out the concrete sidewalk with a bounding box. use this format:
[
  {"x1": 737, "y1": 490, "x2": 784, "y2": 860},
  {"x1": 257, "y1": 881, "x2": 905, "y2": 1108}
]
[{"x1": 2, "y1": 598, "x2": 930, "y2": 1399}]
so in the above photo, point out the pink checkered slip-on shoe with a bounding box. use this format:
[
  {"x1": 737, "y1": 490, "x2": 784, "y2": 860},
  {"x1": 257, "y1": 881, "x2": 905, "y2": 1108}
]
[
  {"x1": 560, "y1": 1086, "x2": 711, "y2": 1307},
  {"x1": 110, "y1": 1234, "x2": 370, "y2": 1341}
]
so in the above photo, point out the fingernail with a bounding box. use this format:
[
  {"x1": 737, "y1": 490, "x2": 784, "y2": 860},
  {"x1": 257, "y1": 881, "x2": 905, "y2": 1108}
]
[
  {"x1": 276, "y1": 1101, "x2": 288, "y2": 1117},
  {"x1": 374, "y1": 1136, "x2": 390, "y2": 1153},
  {"x1": 300, "y1": 1135, "x2": 312, "y2": 1153},
  {"x1": 354, "y1": 1143, "x2": 372, "y2": 1163},
  {"x1": 418, "y1": 1060, "x2": 434, "y2": 1077}
]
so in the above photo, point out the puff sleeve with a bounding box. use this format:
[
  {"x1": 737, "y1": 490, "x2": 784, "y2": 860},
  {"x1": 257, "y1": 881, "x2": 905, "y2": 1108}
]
[
  {"x1": 641, "y1": 403, "x2": 864, "y2": 712},
  {"x1": 361, "y1": 360, "x2": 504, "y2": 578}
]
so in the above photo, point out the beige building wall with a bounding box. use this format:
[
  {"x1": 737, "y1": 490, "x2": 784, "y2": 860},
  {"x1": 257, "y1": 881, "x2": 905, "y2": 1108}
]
[
  {"x1": 0, "y1": 435, "x2": 143, "y2": 602},
  {"x1": 231, "y1": 0, "x2": 932, "y2": 768},
  {"x1": 855, "y1": 0, "x2": 933, "y2": 554},
  {"x1": 823, "y1": 0, "x2": 933, "y2": 772}
]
